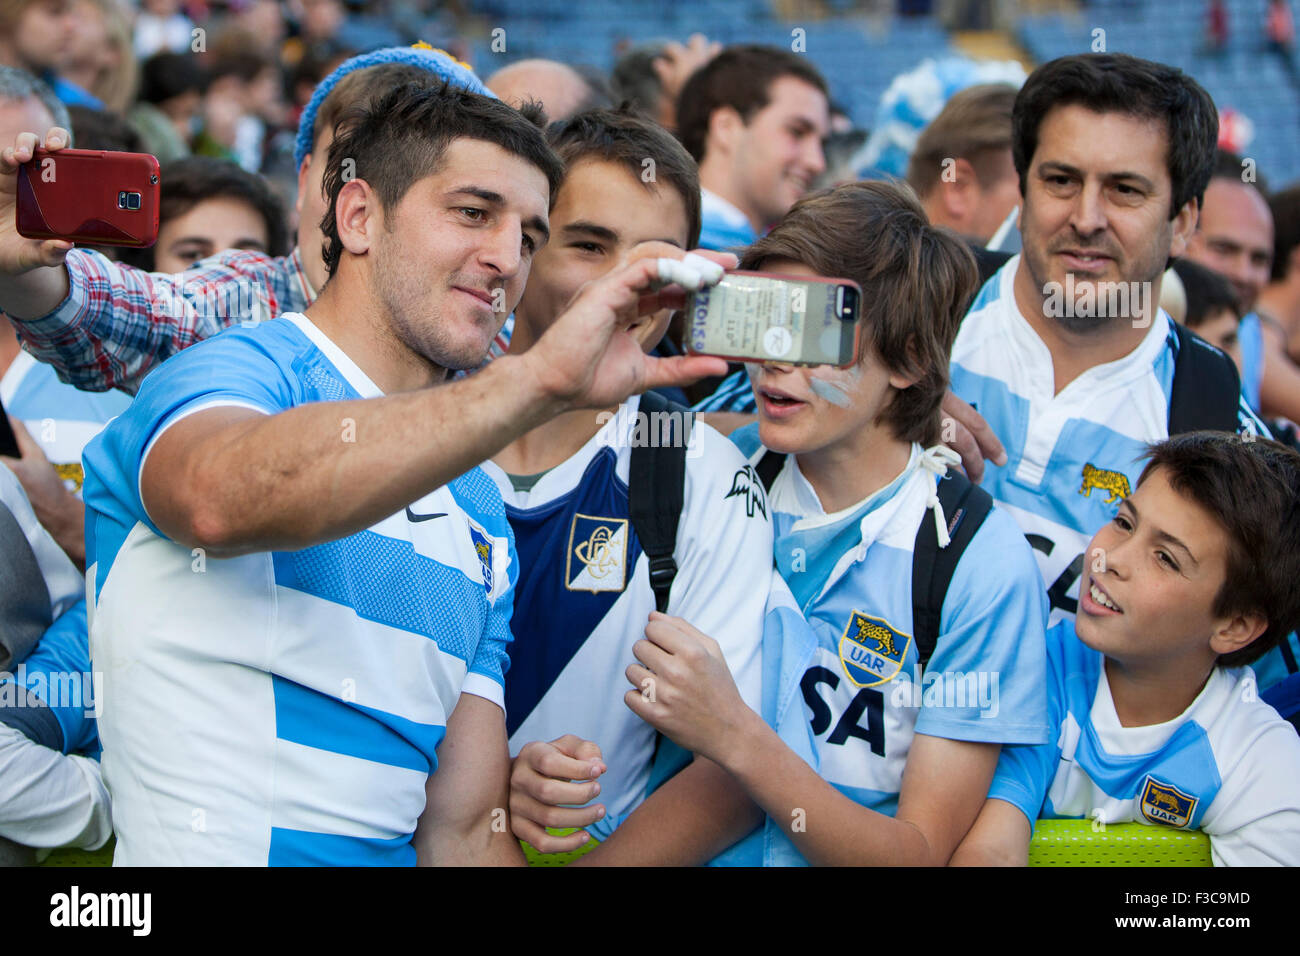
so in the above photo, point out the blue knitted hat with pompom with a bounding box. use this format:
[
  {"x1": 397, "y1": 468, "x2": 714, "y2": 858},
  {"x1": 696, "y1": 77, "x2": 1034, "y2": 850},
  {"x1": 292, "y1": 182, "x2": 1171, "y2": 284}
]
[{"x1": 294, "y1": 44, "x2": 495, "y2": 170}]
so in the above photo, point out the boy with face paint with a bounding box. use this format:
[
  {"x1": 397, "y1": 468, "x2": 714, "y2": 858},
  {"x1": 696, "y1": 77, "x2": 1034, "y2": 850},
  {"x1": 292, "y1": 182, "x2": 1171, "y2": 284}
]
[{"x1": 624, "y1": 181, "x2": 1052, "y2": 865}]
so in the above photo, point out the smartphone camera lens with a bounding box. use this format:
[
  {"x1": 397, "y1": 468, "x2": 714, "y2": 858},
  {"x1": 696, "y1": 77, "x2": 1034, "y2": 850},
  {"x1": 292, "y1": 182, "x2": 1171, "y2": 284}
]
[{"x1": 117, "y1": 191, "x2": 142, "y2": 210}]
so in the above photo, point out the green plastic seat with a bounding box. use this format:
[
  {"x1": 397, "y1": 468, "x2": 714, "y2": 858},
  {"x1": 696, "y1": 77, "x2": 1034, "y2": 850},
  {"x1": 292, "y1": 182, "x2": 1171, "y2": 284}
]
[
  {"x1": 38, "y1": 837, "x2": 115, "y2": 867},
  {"x1": 522, "y1": 830, "x2": 598, "y2": 866},
  {"x1": 1028, "y1": 819, "x2": 1212, "y2": 867}
]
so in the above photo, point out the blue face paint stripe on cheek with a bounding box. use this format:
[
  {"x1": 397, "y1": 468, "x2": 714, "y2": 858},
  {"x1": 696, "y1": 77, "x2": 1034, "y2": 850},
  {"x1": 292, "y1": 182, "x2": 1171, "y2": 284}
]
[{"x1": 809, "y1": 377, "x2": 853, "y2": 407}]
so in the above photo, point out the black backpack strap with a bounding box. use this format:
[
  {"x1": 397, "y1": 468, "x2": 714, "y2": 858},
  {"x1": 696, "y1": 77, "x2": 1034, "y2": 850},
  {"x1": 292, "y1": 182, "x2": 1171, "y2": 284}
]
[
  {"x1": 911, "y1": 467, "x2": 994, "y2": 669},
  {"x1": 1169, "y1": 322, "x2": 1243, "y2": 435},
  {"x1": 754, "y1": 449, "x2": 784, "y2": 492},
  {"x1": 628, "y1": 391, "x2": 694, "y2": 613}
]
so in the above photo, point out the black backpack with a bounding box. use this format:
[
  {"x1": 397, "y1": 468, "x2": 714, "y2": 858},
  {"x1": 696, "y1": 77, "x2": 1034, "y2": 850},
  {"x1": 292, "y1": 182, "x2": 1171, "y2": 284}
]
[{"x1": 627, "y1": 390, "x2": 695, "y2": 614}]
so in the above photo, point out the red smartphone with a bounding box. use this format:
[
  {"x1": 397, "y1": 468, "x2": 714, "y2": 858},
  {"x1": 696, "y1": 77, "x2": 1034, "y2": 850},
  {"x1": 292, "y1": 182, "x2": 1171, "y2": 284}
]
[{"x1": 15, "y1": 148, "x2": 160, "y2": 248}]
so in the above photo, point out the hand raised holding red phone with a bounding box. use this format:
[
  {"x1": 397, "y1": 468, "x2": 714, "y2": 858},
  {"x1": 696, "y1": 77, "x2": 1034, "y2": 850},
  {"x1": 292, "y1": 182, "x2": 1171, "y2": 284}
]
[{"x1": 0, "y1": 127, "x2": 75, "y2": 274}]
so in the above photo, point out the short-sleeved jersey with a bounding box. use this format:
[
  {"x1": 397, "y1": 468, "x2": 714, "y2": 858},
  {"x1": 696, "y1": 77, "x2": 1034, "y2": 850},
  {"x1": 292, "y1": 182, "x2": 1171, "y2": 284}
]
[
  {"x1": 81, "y1": 313, "x2": 516, "y2": 866},
  {"x1": 731, "y1": 426, "x2": 1050, "y2": 820},
  {"x1": 483, "y1": 397, "x2": 767, "y2": 839},
  {"x1": 950, "y1": 257, "x2": 1268, "y2": 629},
  {"x1": 1, "y1": 350, "x2": 131, "y2": 496},
  {"x1": 990, "y1": 620, "x2": 1300, "y2": 866}
]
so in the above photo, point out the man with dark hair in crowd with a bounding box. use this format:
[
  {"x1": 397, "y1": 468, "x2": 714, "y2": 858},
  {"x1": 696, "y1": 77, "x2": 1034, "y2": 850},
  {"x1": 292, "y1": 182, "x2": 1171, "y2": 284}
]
[
  {"x1": 119, "y1": 156, "x2": 289, "y2": 274},
  {"x1": 611, "y1": 34, "x2": 720, "y2": 132},
  {"x1": 79, "y1": 80, "x2": 731, "y2": 866},
  {"x1": 1182, "y1": 149, "x2": 1276, "y2": 416},
  {"x1": 676, "y1": 44, "x2": 830, "y2": 253},
  {"x1": 1252, "y1": 182, "x2": 1300, "y2": 406},
  {"x1": 949, "y1": 54, "x2": 1273, "y2": 663}
]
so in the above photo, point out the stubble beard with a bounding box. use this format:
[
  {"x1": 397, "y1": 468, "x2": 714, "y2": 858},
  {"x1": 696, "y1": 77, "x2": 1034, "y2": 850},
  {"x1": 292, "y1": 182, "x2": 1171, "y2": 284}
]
[
  {"x1": 1023, "y1": 224, "x2": 1169, "y2": 337},
  {"x1": 374, "y1": 235, "x2": 494, "y2": 374}
]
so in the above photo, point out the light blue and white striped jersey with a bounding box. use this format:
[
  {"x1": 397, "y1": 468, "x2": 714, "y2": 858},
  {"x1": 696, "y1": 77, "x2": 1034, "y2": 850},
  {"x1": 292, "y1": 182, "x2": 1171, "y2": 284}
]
[
  {"x1": 1238, "y1": 311, "x2": 1263, "y2": 413},
  {"x1": 482, "y1": 396, "x2": 766, "y2": 840},
  {"x1": 948, "y1": 258, "x2": 1300, "y2": 684},
  {"x1": 698, "y1": 188, "x2": 759, "y2": 253},
  {"x1": 731, "y1": 426, "x2": 1050, "y2": 833},
  {"x1": 0, "y1": 350, "x2": 131, "y2": 497},
  {"x1": 81, "y1": 313, "x2": 516, "y2": 866},
  {"x1": 693, "y1": 367, "x2": 755, "y2": 414},
  {"x1": 990, "y1": 619, "x2": 1300, "y2": 867}
]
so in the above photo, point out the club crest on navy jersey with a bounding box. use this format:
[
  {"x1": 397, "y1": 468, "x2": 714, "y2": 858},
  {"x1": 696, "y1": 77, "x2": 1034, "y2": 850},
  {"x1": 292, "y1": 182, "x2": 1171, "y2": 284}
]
[
  {"x1": 1139, "y1": 777, "x2": 1197, "y2": 829},
  {"x1": 566, "y1": 513, "x2": 629, "y2": 593},
  {"x1": 1078, "y1": 463, "x2": 1131, "y2": 505},
  {"x1": 724, "y1": 464, "x2": 767, "y2": 519},
  {"x1": 838, "y1": 610, "x2": 911, "y2": 687},
  {"x1": 468, "y1": 523, "x2": 494, "y2": 594}
]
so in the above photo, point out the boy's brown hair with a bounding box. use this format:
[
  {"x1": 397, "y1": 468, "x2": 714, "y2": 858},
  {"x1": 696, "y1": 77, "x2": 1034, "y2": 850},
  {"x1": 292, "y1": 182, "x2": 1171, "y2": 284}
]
[
  {"x1": 546, "y1": 106, "x2": 702, "y2": 248},
  {"x1": 1139, "y1": 432, "x2": 1300, "y2": 667},
  {"x1": 738, "y1": 180, "x2": 979, "y2": 445}
]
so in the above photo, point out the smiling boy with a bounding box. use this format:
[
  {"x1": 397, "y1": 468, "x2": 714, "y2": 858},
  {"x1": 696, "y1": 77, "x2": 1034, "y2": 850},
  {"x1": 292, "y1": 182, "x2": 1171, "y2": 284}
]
[{"x1": 952, "y1": 433, "x2": 1300, "y2": 867}]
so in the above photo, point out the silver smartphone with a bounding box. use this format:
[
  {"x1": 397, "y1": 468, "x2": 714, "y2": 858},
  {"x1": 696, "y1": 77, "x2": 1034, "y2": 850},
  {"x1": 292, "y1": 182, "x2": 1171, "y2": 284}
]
[{"x1": 684, "y1": 271, "x2": 862, "y2": 367}]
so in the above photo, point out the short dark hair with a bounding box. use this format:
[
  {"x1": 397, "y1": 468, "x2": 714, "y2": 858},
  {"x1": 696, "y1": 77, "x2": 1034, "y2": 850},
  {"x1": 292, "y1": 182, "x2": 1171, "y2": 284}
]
[
  {"x1": 1211, "y1": 148, "x2": 1269, "y2": 195},
  {"x1": 138, "y1": 52, "x2": 208, "y2": 105},
  {"x1": 675, "y1": 44, "x2": 828, "y2": 163},
  {"x1": 546, "y1": 106, "x2": 702, "y2": 247},
  {"x1": 610, "y1": 43, "x2": 669, "y2": 118},
  {"x1": 1138, "y1": 432, "x2": 1300, "y2": 667},
  {"x1": 119, "y1": 156, "x2": 289, "y2": 271},
  {"x1": 739, "y1": 181, "x2": 979, "y2": 445},
  {"x1": 320, "y1": 81, "x2": 564, "y2": 277},
  {"x1": 1269, "y1": 182, "x2": 1300, "y2": 281},
  {"x1": 1012, "y1": 54, "x2": 1218, "y2": 219},
  {"x1": 1171, "y1": 257, "x2": 1242, "y2": 327},
  {"x1": 67, "y1": 105, "x2": 143, "y2": 153}
]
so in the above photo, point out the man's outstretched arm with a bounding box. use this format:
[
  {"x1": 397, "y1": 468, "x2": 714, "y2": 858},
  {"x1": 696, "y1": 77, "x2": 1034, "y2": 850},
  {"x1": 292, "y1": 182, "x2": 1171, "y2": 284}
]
[{"x1": 141, "y1": 250, "x2": 732, "y2": 556}]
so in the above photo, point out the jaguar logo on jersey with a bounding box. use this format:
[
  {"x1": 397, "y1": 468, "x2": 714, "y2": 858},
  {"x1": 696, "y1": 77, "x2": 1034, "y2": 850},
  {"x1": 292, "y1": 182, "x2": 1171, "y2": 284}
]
[
  {"x1": 1078, "y1": 463, "x2": 1131, "y2": 505},
  {"x1": 468, "y1": 525, "x2": 494, "y2": 594},
  {"x1": 54, "y1": 462, "x2": 84, "y2": 493},
  {"x1": 1139, "y1": 777, "x2": 1197, "y2": 828},
  {"x1": 566, "y1": 514, "x2": 629, "y2": 593},
  {"x1": 837, "y1": 611, "x2": 912, "y2": 687},
  {"x1": 725, "y1": 464, "x2": 767, "y2": 519}
]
